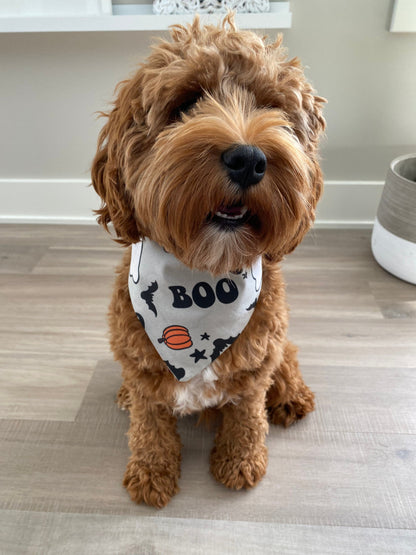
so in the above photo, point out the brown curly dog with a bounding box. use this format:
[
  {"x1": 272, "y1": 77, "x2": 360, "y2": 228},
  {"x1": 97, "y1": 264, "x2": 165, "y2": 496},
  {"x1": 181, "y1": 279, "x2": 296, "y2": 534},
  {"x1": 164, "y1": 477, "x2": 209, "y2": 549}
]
[{"x1": 91, "y1": 15, "x2": 326, "y2": 508}]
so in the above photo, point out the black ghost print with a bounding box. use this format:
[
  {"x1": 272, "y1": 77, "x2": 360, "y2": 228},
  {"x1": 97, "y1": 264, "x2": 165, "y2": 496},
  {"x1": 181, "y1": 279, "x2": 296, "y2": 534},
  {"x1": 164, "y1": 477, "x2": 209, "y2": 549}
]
[
  {"x1": 251, "y1": 268, "x2": 261, "y2": 292},
  {"x1": 129, "y1": 242, "x2": 143, "y2": 284}
]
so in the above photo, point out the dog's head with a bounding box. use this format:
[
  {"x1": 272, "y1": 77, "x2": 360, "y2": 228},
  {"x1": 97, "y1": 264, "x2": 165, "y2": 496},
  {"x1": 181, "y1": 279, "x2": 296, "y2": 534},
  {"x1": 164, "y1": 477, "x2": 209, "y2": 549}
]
[{"x1": 92, "y1": 15, "x2": 325, "y2": 274}]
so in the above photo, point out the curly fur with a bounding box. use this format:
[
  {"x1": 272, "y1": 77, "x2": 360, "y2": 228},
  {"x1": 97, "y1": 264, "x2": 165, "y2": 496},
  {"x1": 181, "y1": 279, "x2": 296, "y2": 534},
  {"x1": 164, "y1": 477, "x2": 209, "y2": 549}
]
[{"x1": 92, "y1": 15, "x2": 325, "y2": 508}]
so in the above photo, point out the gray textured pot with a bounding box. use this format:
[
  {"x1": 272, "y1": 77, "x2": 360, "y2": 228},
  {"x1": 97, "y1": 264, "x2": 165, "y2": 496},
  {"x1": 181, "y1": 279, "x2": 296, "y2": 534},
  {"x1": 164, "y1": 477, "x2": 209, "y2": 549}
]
[{"x1": 371, "y1": 153, "x2": 416, "y2": 284}]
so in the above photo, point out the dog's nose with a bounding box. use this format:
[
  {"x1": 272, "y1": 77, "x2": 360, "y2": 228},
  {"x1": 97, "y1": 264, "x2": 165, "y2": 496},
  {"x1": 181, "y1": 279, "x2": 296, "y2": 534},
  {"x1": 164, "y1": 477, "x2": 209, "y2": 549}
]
[{"x1": 221, "y1": 145, "x2": 267, "y2": 189}]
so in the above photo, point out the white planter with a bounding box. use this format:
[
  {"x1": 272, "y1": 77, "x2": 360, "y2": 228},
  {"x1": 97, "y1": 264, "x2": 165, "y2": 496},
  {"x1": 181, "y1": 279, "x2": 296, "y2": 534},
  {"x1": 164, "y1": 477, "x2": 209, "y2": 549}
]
[
  {"x1": 153, "y1": 0, "x2": 270, "y2": 15},
  {"x1": 371, "y1": 154, "x2": 416, "y2": 284},
  {"x1": 0, "y1": 1, "x2": 112, "y2": 17}
]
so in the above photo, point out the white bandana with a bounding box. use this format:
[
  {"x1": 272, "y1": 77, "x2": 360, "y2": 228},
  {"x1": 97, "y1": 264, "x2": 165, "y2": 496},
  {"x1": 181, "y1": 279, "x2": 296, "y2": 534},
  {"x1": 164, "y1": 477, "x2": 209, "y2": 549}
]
[{"x1": 128, "y1": 239, "x2": 262, "y2": 382}]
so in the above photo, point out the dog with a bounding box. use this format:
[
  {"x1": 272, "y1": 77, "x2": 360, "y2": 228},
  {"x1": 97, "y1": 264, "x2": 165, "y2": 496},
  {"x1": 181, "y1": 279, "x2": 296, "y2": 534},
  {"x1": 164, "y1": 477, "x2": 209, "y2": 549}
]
[{"x1": 91, "y1": 14, "x2": 325, "y2": 508}]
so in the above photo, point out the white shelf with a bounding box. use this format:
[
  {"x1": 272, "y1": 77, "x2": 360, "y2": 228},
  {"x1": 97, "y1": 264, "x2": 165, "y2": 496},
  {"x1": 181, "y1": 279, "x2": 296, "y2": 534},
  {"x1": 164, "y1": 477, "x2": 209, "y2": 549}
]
[{"x1": 0, "y1": 2, "x2": 291, "y2": 32}]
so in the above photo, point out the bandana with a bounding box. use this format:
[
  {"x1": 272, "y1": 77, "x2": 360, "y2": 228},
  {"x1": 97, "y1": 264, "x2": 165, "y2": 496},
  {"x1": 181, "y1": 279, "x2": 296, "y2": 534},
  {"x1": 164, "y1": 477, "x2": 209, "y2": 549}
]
[{"x1": 128, "y1": 239, "x2": 262, "y2": 382}]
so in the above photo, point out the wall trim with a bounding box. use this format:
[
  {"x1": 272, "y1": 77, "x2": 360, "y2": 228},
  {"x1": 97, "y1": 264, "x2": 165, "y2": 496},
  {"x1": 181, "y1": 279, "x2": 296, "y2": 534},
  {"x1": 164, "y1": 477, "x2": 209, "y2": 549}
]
[
  {"x1": 0, "y1": 178, "x2": 384, "y2": 228},
  {"x1": 0, "y1": 178, "x2": 98, "y2": 225},
  {"x1": 315, "y1": 180, "x2": 384, "y2": 228}
]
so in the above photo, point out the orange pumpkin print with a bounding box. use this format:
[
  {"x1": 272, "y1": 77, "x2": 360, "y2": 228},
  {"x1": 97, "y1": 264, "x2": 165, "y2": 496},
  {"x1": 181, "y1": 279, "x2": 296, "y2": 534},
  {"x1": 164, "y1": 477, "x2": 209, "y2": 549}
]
[{"x1": 158, "y1": 325, "x2": 193, "y2": 350}]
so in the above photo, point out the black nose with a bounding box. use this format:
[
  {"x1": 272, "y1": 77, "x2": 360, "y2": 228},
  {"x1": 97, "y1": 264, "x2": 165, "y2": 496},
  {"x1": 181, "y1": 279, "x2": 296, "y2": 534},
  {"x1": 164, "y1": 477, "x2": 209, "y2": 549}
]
[{"x1": 221, "y1": 145, "x2": 267, "y2": 189}]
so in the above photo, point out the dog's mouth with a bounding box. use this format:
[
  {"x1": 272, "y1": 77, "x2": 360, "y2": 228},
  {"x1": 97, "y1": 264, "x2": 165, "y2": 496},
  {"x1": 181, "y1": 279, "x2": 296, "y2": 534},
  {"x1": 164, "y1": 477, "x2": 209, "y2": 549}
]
[{"x1": 210, "y1": 203, "x2": 251, "y2": 230}]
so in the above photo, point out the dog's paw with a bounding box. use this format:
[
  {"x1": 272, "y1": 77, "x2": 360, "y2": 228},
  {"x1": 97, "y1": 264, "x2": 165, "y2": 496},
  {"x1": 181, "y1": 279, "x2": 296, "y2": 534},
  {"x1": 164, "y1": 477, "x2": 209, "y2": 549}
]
[
  {"x1": 123, "y1": 459, "x2": 180, "y2": 508},
  {"x1": 210, "y1": 445, "x2": 268, "y2": 490},
  {"x1": 268, "y1": 386, "x2": 315, "y2": 428}
]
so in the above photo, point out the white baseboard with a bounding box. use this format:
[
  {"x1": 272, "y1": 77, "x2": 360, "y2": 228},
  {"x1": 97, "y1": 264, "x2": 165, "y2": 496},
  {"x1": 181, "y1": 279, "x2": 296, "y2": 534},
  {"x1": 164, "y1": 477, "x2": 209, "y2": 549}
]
[
  {"x1": 0, "y1": 178, "x2": 98, "y2": 225},
  {"x1": 0, "y1": 178, "x2": 384, "y2": 228},
  {"x1": 315, "y1": 180, "x2": 383, "y2": 228}
]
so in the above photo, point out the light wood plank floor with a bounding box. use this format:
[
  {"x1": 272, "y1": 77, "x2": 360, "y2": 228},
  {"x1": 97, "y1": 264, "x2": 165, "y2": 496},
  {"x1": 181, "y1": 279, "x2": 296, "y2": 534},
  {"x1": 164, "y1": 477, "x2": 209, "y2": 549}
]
[{"x1": 0, "y1": 224, "x2": 415, "y2": 554}]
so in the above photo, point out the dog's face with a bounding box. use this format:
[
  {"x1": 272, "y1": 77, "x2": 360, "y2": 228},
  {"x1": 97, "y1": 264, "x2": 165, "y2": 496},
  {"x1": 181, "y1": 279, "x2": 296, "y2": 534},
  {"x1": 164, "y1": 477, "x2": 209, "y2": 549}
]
[{"x1": 92, "y1": 16, "x2": 325, "y2": 274}]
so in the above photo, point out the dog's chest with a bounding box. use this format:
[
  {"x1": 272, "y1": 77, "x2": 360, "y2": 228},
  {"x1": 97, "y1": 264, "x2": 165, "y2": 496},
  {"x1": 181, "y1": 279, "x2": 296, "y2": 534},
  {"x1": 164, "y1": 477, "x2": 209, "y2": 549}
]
[{"x1": 172, "y1": 364, "x2": 236, "y2": 415}]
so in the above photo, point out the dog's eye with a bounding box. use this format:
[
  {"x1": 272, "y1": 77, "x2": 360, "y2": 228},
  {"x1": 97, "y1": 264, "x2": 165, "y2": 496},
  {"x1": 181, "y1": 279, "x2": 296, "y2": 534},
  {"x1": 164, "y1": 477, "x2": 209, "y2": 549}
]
[
  {"x1": 281, "y1": 125, "x2": 301, "y2": 145},
  {"x1": 169, "y1": 94, "x2": 203, "y2": 122},
  {"x1": 281, "y1": 125, "x2": 297, "y2": 137}
]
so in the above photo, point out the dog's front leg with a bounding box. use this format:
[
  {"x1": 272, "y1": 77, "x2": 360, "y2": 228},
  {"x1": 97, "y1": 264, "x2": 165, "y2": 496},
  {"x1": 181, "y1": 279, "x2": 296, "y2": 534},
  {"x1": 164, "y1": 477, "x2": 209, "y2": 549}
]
[
  {"x1": 123, "y1": 394, "x2": 181, "y2": 508},
  {"x1": 210, "y1": 391, "x2": 269, "y2": 490}
]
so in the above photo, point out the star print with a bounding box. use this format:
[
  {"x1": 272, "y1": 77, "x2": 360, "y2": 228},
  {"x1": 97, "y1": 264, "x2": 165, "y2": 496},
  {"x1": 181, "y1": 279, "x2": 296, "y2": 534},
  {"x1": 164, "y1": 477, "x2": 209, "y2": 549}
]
[
  {"x1": 242, "y1": 272, "x2": 248, "y2": 279},
  {"x1": 200, "y1": 333, "x2": 210, "y2": 341},
  {"x1": 190, "y1": 348, "x2": 207, "y2": 363}
]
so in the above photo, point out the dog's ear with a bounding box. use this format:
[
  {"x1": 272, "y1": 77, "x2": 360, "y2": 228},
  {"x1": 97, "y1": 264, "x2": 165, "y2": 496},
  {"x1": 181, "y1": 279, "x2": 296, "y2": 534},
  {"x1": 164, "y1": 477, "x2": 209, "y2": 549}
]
[
  {"x1": 265, "y1": 80, "x2": 326, "y2": 262},
  {"x1": 274, "y1": 54, "x2": 327, "y2": 153},
  {"x1": 286, "y1": 90, "x2": 326, "y2": 253},
  {"x1": 286, "y1": 159, "x2": 324, "y2": 255},
  {"x1": 300, "y1": 90, "x2": 327, "y2": 155},
  {"x1": 264, "y1": 159, "x2": 324, "y2": 264},
  {"x1": 91, "y1": 79, "x2": 145, "y2": 245}
]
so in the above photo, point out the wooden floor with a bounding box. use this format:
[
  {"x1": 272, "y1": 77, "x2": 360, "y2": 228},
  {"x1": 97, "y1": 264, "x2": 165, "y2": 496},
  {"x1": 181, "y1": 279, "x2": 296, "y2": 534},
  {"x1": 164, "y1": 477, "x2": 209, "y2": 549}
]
[{"x1": 1, "y1": 224, "x2": 415, "y2": 554}]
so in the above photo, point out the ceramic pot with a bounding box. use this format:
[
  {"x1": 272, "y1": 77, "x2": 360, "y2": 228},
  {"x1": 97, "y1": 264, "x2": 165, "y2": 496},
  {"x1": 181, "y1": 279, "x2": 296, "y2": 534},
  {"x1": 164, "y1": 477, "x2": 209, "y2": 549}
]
[{"x1": 371, "y1": 153, "x2": 416, "y2": 284}]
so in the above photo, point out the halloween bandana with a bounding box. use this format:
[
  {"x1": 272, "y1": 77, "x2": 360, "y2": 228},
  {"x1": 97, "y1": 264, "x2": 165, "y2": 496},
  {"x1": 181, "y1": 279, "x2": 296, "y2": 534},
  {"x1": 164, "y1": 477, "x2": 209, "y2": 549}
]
[{"x1": 128, "y1": 239, "x2": 262, "y2": 382}]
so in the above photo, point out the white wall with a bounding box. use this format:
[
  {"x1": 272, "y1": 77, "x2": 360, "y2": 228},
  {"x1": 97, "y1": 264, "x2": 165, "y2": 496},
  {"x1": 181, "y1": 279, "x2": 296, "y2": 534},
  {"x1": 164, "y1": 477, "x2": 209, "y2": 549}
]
[
  {"x1": 0, "y1": 0, "x2": 415, "y2": 225},
  {"x1": 285, "y1": 0, "x2": 416, "y2": 182}
]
